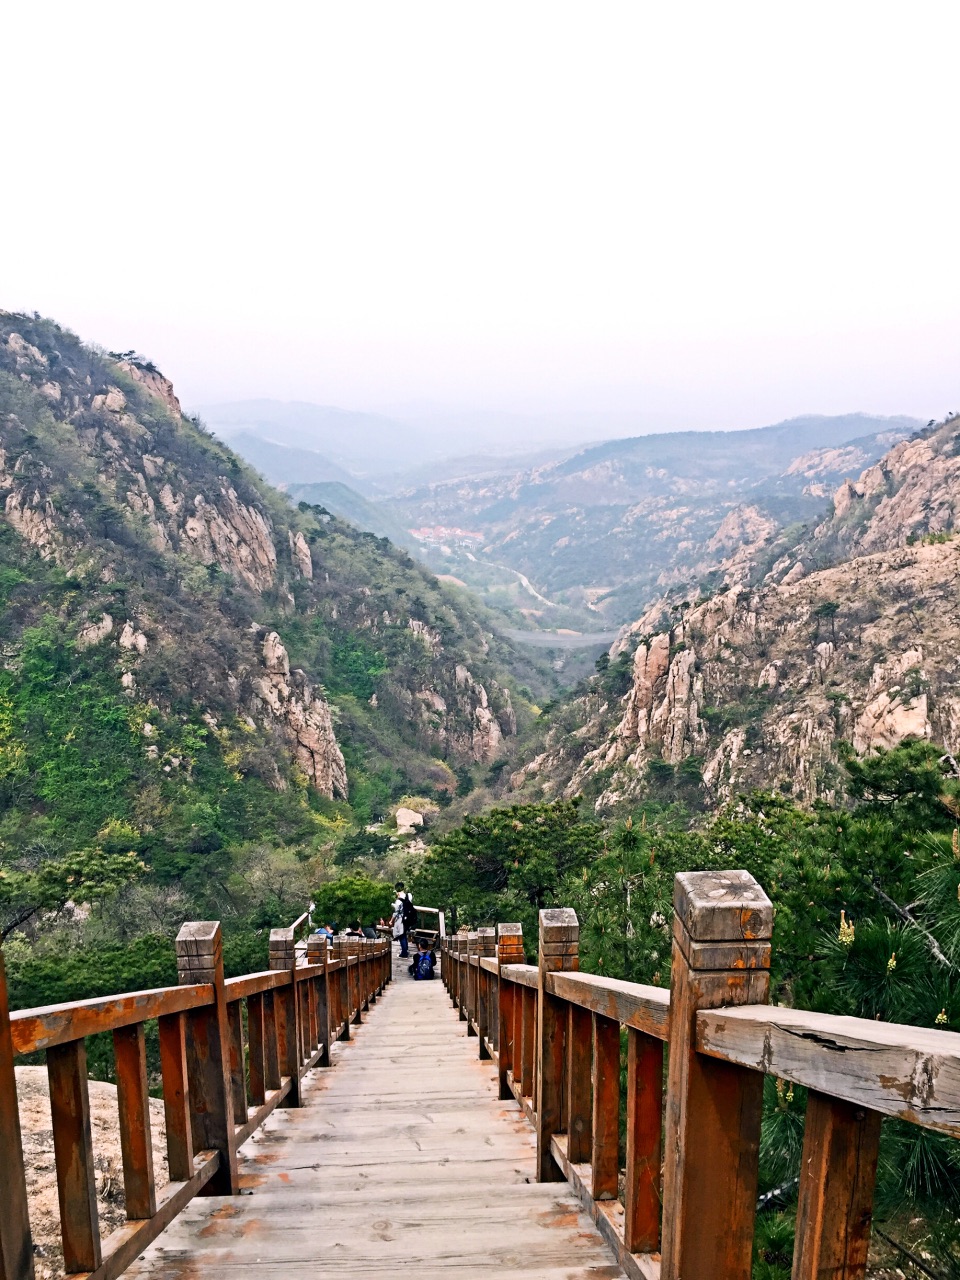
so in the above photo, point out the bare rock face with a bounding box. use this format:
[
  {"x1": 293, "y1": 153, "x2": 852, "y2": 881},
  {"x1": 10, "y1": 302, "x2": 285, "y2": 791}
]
[
  {"x1": 812, "y1": 416, "x2": 960, "y2": 555},
  {"x1": 514, "y1": 529, "x2": 960, "y2": 810},
  {"x1": 252, "y1": 632, "x2": 347, "y2": 798},
  {"x1": 182, "y1": 489, "x2": 277, "y2": 592},
  {"x1": 116, "y1": 360, "x2": 183, "y2": 420},
  {"x1": 289, "y1": 529, "x2": 313, "y2": 579}
]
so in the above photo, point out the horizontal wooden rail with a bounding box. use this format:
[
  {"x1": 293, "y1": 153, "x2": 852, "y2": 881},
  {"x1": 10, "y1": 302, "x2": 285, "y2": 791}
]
[
  {"x1": 223, "y1": 969, "x2": 290, "y2": 1001},
  {"x1": 697, "y1": 1003, "x2": 960, "y2": 1135},
  {"x1": 0, "y1": 917, "x2": 391, "y2": 1279},
  {"x1": 547, "y1": 971, "x2": 670, "y2": 1040},
  {"x1": 11, "y1": 984, "x2": 214, "y2": 1056},
  {"x1": 499, "y1": 962, "x2": 538, "y2": 988}
]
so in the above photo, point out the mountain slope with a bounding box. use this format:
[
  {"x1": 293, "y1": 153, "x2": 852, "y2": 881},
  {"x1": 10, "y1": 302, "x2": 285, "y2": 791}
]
[
  {"x1": 0, "y1": 314, "x2": 543, "y2": 874},
  {"x1": 509, "y1": 416, "x2": 960, "y2": 812},
  {"x1": 385, "y1": 413, "x2": 921, "y2": 625}
]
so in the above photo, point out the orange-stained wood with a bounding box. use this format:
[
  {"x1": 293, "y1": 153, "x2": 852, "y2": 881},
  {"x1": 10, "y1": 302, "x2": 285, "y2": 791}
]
[
  {"x1": 11, "y1": 984, "x2": 213, "y2": 1057},
  {"x1": 113, "y1": 1023, "x2": 157, "y2": 1220},
  {"x1": 47, "y1": 1037, "x2": 101, "y2": 1273},
  {"x1": 624, "y1": 1027, "x2": 663, "y2": 1253},
  {"x1": 246, "y1": 993, "x2": 266, "y2": 1108},
  {"x1": 0, "y1": 951, "x2": 33, "y2": 1280},
  {"x1": 792, "y1": 1092, "x2": 881, "y2": 1280},
  {"x1": 566, "y1": 1001, "x2": 594, "y2": 1165},
  {"x1": 226, "y1": 1000, "x2": 247, "y2": 1125},
  {"x1": 157, "y1": 1012, "x2": 193, "y2": 1182},
  {"x1": 591, "y1": 1012, "x2": 620, "y2": 1200},
  {"x1": 520, "y1": 985, "x2": 536, "y2": 1098}
]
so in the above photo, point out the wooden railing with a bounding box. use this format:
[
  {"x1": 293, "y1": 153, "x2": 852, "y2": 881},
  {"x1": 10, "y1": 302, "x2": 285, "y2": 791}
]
[
  {"x1": 441, "y1": 869, "x2": 960, "y2": 1280},
  {"x1": 0, "y1": 919, "x2": 390, "y2": 1280}
]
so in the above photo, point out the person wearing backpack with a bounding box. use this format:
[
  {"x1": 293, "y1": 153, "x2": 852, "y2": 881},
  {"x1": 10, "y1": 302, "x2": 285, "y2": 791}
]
[
  {"x1": 391, "y1": 881, "x2": 415, "y2": 958},
  {"x1": 409, "y1": 937, "x2": 435, "y2": 981}
]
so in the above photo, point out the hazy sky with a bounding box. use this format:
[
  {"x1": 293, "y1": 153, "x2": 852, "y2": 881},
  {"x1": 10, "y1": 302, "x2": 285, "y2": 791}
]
[{"x1": 3, "y1": 3, "x2": 958, "y2": 431}]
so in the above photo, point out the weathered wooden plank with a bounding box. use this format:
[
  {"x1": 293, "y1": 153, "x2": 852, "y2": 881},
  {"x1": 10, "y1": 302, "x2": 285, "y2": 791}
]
[
  {"x1": 500, "y1": 962, "x2": 538, "y2": 989},
  {"x1": 223, "y1": 970, "x2": 290, "y2": 1001},
  {"x1": 47, "y1": 1037, "x2": 101, "y2": 1273},
  {"x1": 548, "y1": 970, "x2": 670, "y2": 1040},
  {"x1": 696, "y1": 1004, "x2": 960, "y2": 1135},
  {"x1": 792, "y1": 1092, "x2": 881, "y2": 1280},
  {"x1": 0, "y1": 950, "x2": 33, "y2": 1280},
  {"x1": 11, "y1": 984, "x2": 213, "y2": 1056},
  {"x1": 113, "y1": 1023, "x2": 157, "y2": 1219},
  {"x1": 72, "y1": 1152, "x2": 219, "y2": 1280}
]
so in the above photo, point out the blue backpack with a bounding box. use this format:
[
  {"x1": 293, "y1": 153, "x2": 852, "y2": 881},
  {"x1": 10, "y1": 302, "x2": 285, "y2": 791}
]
[{"x1": 413, "y1": 951, "x2": 435, "y2": 981}]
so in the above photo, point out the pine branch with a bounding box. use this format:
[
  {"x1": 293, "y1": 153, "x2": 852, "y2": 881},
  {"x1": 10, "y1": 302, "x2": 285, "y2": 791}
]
[{"x1": 866, "y1": 877, "x2": 953, "y2": 969}]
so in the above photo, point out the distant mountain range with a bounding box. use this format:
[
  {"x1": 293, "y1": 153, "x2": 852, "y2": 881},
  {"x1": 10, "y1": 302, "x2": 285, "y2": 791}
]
[{"x1": 213, "y1": 407, "x2": 924, "y2": 631}]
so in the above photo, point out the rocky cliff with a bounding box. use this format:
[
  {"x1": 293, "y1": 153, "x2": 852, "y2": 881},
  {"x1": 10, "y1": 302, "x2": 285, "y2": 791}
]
[
  {"x1": 510, "y1": 417, "x2": 960, "y2": 811},
  {"x1": 0, "y1": 313, "x2": 530, "y2": 815}
]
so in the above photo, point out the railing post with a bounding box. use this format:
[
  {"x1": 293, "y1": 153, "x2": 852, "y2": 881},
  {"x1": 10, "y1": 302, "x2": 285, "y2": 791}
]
[
  {"x1": 476, "y1": 928, "x2": 495, "y2": 1058},
  {"x1": 307, "y1": 933, "x2": 331, "y2": 1066},
  {"x1": 175, "y1": 921, "x2": 239, "y2": 1195},
  {"x1": 0, "y1": 951, "x2": 34, "y2": 1280},
  {"x1": 496, "y1": 924, "x2": 523, "y2": 1100},
  {"x1": 536, "y1": 907, "x2": 578, "y2": 1182},
  {"x1": 660, "y1": 870, "x2": 772, "y2": 1280},
  {"x1": 269, "y1": 926, "x2": 302, "y2": 1106}
]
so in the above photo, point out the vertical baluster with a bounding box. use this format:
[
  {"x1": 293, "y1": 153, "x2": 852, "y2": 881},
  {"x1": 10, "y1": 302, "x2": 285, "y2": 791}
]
[
  {"x1": 246, "y1": 994, "x2": 266, "y2": 1106},
  {"x1": 176, "y1": 920, "x2": 238, "y2": 1195},
  {"x1": 591, "y1": 1012, "x2": 620, "y2": 1199},
  {"x1": 47, "y1": 1039, "x2": 100, "y2": 1273},
  {"x1": 226, "y1": 1001, "x2": 247, "y2": 1125},
  {"x1": 348, "y1": 937, "x2": 362, "y2": 1025},
  {"x1": 660, "y1": 871, "x2": 772, "y2": 1280},
  {"x1": 536, "y1": 908, "x2": 579, "y2": 1181},
  {"x1": 792, "y1": 1092, "x2": 881, "y2": 1280},
  {"x1": 496, "y1": 925, "x2": 524, "y2": 1100},
  {"x1": 113, "y1": 1022, "x2": 157, "y2": 1219},
  {"x1": 624, "y1": 1029, "x2": 663, "y2": 1252},
  {"x1": 158, "y1": 1012, "x2": 193, "y2": 1181},
  {"x1": 566, "y1": 1001, "x2": 593, "y2": 1164},
  {"x1": 0, "y1": 951, "x2": 34, "y2": 1280},
  {"x1": 521, "y1": 985, "x2": 535, "y2": 1098},
  {"x1": 262, "y1": 990, "x2": 282, "y2": 1091}
]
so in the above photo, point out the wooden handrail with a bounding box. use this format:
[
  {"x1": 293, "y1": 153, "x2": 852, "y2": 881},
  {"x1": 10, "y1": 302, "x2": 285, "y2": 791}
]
[
  {"x1": 0, "y1": 911, "x2": 392, "y2": 1279},
  {"x1": 697, "y1": 1003, "x2": 960, "y2": 1134},
  {"x1": 440, "y1": 867, "x2": 960, "y2": 1280},
  {"x1": 11, "y1": 984, "x2": 214, "y2": 1055}
]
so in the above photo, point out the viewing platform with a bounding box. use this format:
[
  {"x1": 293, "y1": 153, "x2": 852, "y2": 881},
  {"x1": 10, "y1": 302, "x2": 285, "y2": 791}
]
[{"x1": 4, "y1": 871, "x2": 960, "y2": 1280}]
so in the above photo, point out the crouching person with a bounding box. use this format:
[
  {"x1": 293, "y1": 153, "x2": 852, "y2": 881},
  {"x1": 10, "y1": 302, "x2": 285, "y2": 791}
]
[{"x1": 408, "y1": 937, "x2": 436, "y2": 981}]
